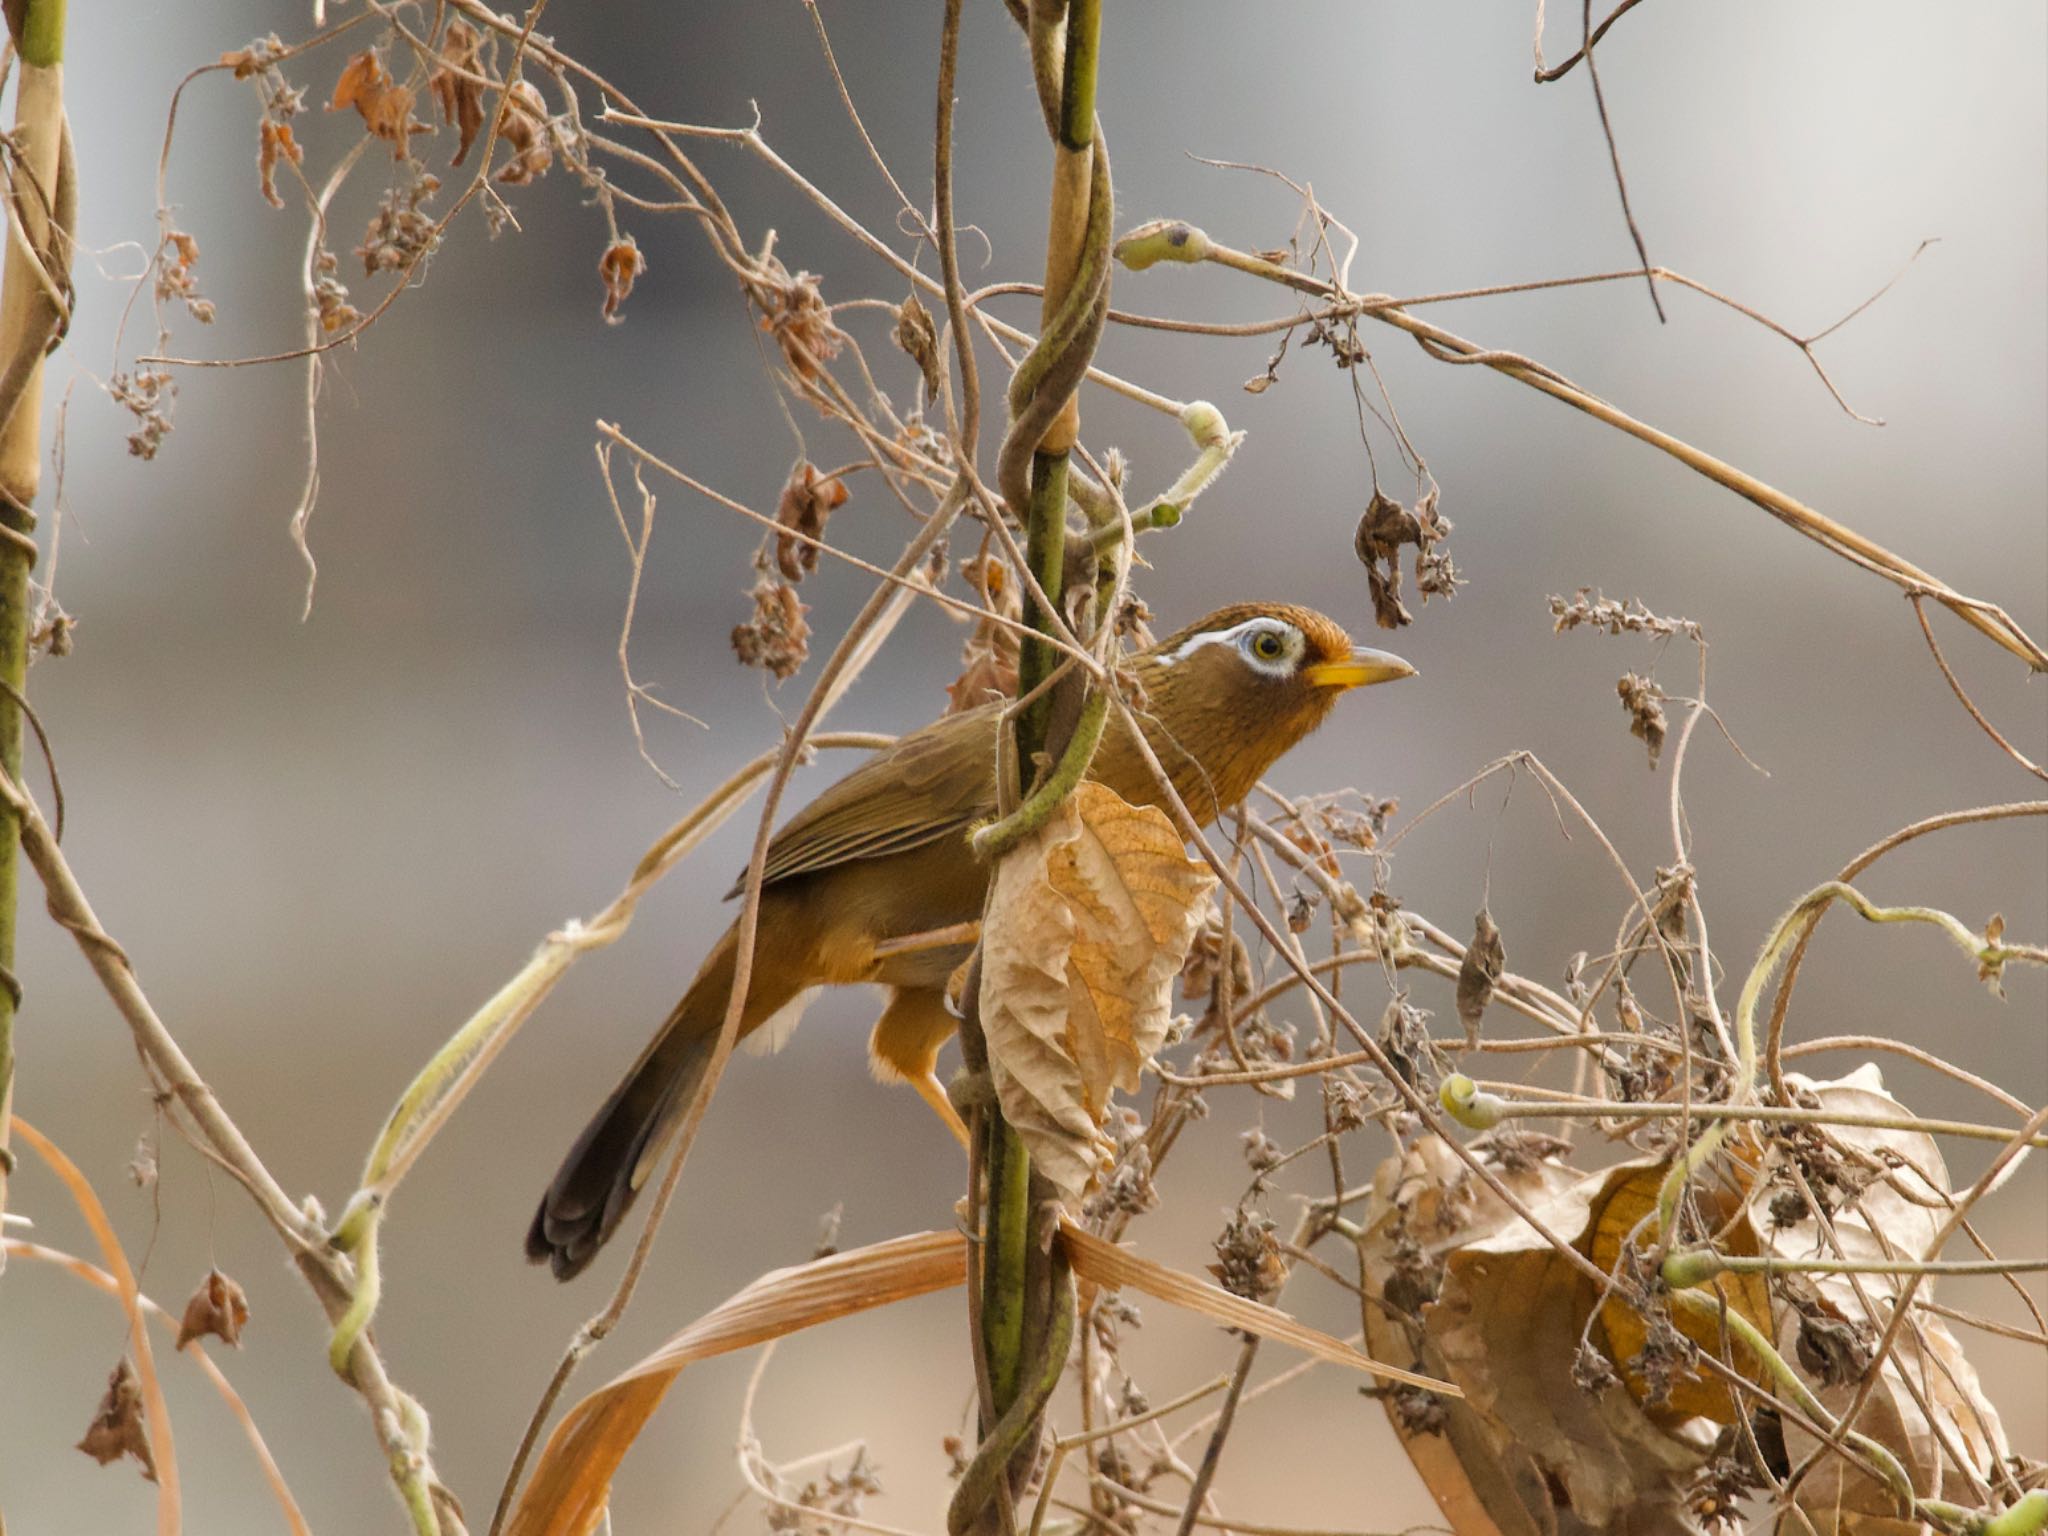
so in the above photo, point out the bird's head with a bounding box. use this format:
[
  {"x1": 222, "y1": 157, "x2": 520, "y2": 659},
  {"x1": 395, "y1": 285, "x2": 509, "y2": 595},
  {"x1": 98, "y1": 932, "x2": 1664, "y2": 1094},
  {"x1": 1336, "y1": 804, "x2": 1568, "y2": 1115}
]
[{"x1": 1129, "y1": 603, "x2": 1415, "y2": 815}]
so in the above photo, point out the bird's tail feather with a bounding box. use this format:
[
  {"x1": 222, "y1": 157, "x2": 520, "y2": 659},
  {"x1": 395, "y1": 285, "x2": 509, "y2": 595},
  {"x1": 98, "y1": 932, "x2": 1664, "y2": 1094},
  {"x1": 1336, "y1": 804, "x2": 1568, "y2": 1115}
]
[{"x1": 526, "y1": 929, "x2": 751, "y2": 1280}]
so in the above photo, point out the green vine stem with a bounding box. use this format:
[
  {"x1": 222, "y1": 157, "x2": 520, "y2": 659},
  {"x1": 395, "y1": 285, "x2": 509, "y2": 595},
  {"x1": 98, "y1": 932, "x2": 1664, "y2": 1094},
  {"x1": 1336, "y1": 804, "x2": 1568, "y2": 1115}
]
[
  {"x1": 1653, "y1": 881, "x2": 2040, "y2": 1239},
  {"x1": 1663, "y1": 1288, "x2": 2033, "y2": 1534},
  {"x1": 958, "y1": 1, "x2": 1109, "y2": 1530},
  {"x1": 970, "y1": 690, "x2": 1109, "y2": 860}
]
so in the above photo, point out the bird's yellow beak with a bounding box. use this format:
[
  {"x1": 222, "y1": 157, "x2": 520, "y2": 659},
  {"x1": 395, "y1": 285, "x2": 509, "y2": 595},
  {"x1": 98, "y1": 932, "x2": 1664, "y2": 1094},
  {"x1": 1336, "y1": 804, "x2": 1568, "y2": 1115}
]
[{"x1": 1304, "y1": 646, "x2": 1417, "y2": 691}]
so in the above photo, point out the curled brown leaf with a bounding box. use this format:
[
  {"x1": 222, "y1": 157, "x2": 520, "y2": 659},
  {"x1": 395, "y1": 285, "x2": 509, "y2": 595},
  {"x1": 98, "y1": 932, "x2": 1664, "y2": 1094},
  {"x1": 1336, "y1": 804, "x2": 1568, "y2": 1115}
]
[
  {"x1": 1455, "y1": 905, "x2": 1505, "y2": 1042},
  {"x1": 175, "y1": 1267, "x2": 251, "y2": 1351},
  {"x1": 76, "y1": 1358, "x2": 156, "y2": 1482},
  {"x1": 1616, "y1": 672, "x2": 1668, "y2": 769},
  {"x1": 979, "y1": 782, "x2": 1219, "y2": 1201},
  {"x1": 493, "y1": 80, "x2": 554, "y2": 184},
  {"x1": 772, "y1": 461, "x2": 849, "y2": 582},
  {"x1": 731, "y1": 576, "x2": 811, "y2": 681},
  {"x1": 893, "y1": 292, "x2": 941, "y2": 402},
  {"x1": 256, "y1": 118, "x2": 301, "y2": 209},
  {"x1": 328, "y1": 49, "x2": 423, "y2": 161},
  {"x1": 427, "y1": 20, "x2": 486, "y2": 167},
  {"x1": 597, "y1": 237, "x2": 645, "y2": 325}
]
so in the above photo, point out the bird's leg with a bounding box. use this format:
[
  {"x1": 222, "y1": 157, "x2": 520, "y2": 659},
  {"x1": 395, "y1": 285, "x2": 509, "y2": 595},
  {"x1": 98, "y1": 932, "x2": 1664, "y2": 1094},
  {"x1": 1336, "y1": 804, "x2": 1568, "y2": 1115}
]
[
  {"x1": 869, "y1": 987, "x2": 973, "y2": 1152},
  {"x1": 870, "y1": 920, "x2": 982, "y2": 960},
  {"x1": 911, "y1": 1070, "x2": 972, "y2": 1150}
]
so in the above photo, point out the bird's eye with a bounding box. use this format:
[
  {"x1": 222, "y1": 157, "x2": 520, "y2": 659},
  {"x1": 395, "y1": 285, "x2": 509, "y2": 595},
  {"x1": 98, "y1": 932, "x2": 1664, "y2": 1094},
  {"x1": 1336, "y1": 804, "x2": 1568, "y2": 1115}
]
[{"x1": 1250, "y1": 630, "x2": 1286, "y2": 662}]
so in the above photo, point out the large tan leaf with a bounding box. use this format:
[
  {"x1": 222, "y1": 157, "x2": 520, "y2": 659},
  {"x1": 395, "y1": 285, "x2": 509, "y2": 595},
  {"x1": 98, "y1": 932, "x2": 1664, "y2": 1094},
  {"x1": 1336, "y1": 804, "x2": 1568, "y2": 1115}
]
[
  {"x1": 1761, "y1": 1067, "x2": 2012, "y2": 1532},
  {"x1": 1357, "y1": 1134, "x2": 1583, "y2": 1536},
  {"x1": 1426, "y1": 1157, "x2": 1720, "y2": 1533},
  {"x1": 980, "y1": 780, "x2": 1218, "y2": 1200},
  {"x1": 504, "y1": 1231, "x2": 966, "y2": 1536},
  {"x1": 1586, "y1": 1144, "x2": 1774, "y2": 1427}
]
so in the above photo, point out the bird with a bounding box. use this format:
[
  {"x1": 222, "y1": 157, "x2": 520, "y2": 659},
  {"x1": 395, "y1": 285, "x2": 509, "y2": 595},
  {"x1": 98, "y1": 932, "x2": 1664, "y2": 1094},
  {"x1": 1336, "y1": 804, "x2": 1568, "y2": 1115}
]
[{"x1": 526, "y1": 602, "x2": 1414, "y2": 1279}]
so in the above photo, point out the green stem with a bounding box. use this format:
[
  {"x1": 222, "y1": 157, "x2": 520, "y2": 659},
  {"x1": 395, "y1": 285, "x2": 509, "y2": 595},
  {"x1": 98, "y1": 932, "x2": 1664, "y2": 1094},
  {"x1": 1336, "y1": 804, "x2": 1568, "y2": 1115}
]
[
  {"x1": 972, "y1": 4, "x2": 1106, "y2": 1522},
  {"x1": 1663, "y1": 1249, "x2": 2045, "y2": 1288},
  {"x1": 971, "y1": 689, "x2": 1108, "y2": 860},
  {"x1": 1665, "y1": 1289, "x2": 1926, "y2": 1522},
  {"x1": 980, "y1": 1115, "x2": 1031, "y2": 1410},
  {"x1": 18, "y1": 0, "x2": 64, "y2": 67},
  {"x1": 1013, "y1": 449, "x2": 1070, "y2": 757}
]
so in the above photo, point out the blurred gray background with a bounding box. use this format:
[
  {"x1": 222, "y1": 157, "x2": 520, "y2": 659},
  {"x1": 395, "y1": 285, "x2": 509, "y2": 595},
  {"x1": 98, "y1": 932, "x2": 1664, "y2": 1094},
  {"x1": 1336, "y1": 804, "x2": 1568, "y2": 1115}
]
[{"x1": 2, "y1": 2, "x2": 2042, "y2": 1531}]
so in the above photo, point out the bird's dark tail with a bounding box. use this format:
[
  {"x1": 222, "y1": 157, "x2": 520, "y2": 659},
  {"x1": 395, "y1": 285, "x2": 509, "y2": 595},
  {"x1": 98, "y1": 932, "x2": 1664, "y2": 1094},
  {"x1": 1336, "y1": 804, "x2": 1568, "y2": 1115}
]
[{"x1": 526, "y1": 926, "x2": 771, "y2": 1280}]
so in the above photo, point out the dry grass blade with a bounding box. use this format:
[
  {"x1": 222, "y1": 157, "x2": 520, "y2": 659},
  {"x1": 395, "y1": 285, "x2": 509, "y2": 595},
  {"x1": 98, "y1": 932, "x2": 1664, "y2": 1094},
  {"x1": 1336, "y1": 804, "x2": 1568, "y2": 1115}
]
[
  {"x1": 1057, "y1": 1219, "x2": 1456, "y2": 1394},
  {"x1": 11, "y1": 1116, "x2": 182, "y2": 1534},
  {"x1": 4, "y1": 1238, "x2": 312, "y2": 1536},
  {"x1": 503, "y1": 1231, "x2": 966, "y2": 1536}
]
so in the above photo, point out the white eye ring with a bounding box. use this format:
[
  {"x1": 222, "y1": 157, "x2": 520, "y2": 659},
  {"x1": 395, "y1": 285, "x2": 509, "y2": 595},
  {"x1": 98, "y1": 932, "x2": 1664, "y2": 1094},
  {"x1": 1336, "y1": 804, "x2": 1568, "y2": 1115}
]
[{"x1": 1238, "y1": 621, "x2": 1299, "y2": 675}]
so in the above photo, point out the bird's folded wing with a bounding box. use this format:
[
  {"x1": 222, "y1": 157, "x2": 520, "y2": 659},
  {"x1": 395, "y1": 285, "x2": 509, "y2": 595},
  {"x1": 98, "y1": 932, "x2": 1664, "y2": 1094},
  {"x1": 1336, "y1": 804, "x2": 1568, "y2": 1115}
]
[{"x1": 726, "y1": 704, "x2": 1003, "y2": 895}]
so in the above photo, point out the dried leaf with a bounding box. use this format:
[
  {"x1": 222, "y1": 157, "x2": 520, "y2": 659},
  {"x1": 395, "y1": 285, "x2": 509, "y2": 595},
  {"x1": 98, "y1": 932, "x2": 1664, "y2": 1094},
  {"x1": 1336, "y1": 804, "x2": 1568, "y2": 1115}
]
[
  {"x1": 505, "y1": 1232, "x2": 967, "y2": 1536},
  {"x1": 731, "y1": 577, "x2": 810, "y2": 680},
  {"x1": 256, "y1": 118, "x2": 301, "y2": 209},
  {"x1": 944, "y1": 554, "x2": 1020, "y2": 714},
  {"x1": 428, "y1": 20, "x2": 486, "y2": 167},
  {"x1": 1425, "y1": 1158, "x2": 1720, "y2": 1530},
  {"x1": 597, "y1": 237, "x2": 644, "y2": 325},
  {"x1": 893, "y1": 293, "x2": 941, "y2": 401},
  {"x1": 758, "y1": 263, "x2": 845, "y2": 383},
  {"x1": 772, "y1": 461, "x2": 849, "y2": 582},
  {"x1": 979, "y1": 781, "x2": 1219, "y2": 1201},
  {"x1": 1617, "y1": 672, "x2": 1667, "y2": 769},
  {"x1": 1583, "y1": 1150, "x2": 1774, "y2": 1425},
  {"x1": 77, "y1": 1358, "x2": 157, "y2": 1481},
  {"x1": 508, "y1": 1223, "x2": 1454, "y2": 1536},
  {"x1": 494, "y1": 79, "x2": 554, "y2": 184},
  {"x1": 327, "y1": 50, "x2": 423, "y2": 160},
  {"x1": 175, "y1": 1268, "x2": 250, "y2": 1351},
  {"x1": 1455, "y1": 905, "x2": 1504, "y2": 1042},
  {"x1": 1763, "y1": 1067, "x2": 2012, "y2": 1529},
  {"x1": 1359, "y1": 1135, "x2": 1581, "y2": 1536}
]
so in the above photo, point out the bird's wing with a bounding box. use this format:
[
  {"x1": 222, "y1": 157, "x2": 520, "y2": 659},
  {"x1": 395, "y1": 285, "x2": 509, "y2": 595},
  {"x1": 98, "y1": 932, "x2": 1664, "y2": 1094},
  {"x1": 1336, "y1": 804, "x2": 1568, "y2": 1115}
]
[{"x1": 726, "y1": 704, "x2": 1003, "y2": 895}]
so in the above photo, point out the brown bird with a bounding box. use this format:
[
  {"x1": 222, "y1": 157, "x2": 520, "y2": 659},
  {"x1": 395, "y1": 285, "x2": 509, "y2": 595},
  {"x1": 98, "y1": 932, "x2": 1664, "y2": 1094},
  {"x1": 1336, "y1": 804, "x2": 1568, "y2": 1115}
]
[{"x1": 527, "y1": 602, "x2": 1413, "y2": 1278}]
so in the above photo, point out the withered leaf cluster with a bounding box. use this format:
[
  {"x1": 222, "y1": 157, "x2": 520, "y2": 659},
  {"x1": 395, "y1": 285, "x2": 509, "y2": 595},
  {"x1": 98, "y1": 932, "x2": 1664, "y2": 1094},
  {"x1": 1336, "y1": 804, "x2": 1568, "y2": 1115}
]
[
  {"x1": 597, "y1": 238, "x2": 644, "y2": 325},
  {"x1": 357, "y1": 176, "x2": 442, "y2": 276},
  {"x1": 757, "y1": 261, "x2": 846, "y2": 386},
  {"x1": 427, "y1": 21, "x2": 486, "y2": 166},
  {"x1": 892, "y1": 293, "x2": 942, "y2": 403},
  {"x1": 731, "y1": 463, "x2": 853, "y2": 680},
  {"x1": 1454, "y1": 905, "x2": 1505, "y2": 1042},
  {"x1": 175, "y1": 1267, "x2": 251, "y2": 1351},
  {"x1": 1550, "y1": 587, "x2": 1701, "y2": 642},
  {"x1": 730, "y1": 576, "x2": 811, "y2": 682},
  {"x1": 1353, "y1": 488, "x2": 1458, "y2": 629},
  {"x1": 943, "y1": 553, "x2": 1021, "y2": 715},
  {"x1": 772, "y1": 461, "x2": 849, "y2": 582},
  {"x1": 256, "y1": 118, "x2": 303, "y2": 210},
  {"x1": 76, "y1": 1358, "x2": 156, "y2": 1482},
  {"x1": 329, "y1": 49, "x2": 423, "y2": 161},
  {"x1": 1208, "y1": 1206, "x2": 1288, "y2": 1304},
  {"x1": 1616, "y1": 671, "x2": 1668, "y2": 769}
]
